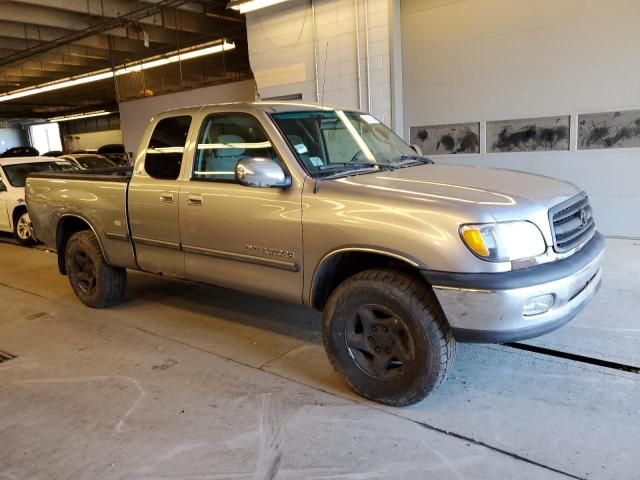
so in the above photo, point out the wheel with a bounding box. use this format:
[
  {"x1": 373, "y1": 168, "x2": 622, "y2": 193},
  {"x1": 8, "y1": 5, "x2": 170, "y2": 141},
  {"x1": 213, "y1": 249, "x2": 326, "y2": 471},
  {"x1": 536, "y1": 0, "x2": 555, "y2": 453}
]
[
  {"x1": 323, "y1": 269, "x2": 456, "y2": 406},
  {"x1": 65, "y1": 230, "x2": 127, "y2": 308},
  {"x1": 13, "y1": 210, "x2": 36, "y2": 246}
]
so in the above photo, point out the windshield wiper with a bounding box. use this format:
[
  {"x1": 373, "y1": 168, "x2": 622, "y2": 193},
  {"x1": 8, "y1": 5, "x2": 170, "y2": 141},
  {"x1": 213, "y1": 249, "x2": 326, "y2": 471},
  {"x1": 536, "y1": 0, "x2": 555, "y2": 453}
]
[
  {"x1": 318, "y1": 164, "x2": 380, "y2": 180},
  {"x1": 312, "y1": 162, "x2": 396, "y2": 191},
  {"x1": 389, "y1": 154, "x2": 435, "y2": 166},
  {"x1": 317, "y1": 161, "x2": 395, "y2": 176},
  {"x1": 318, "y1": 160, "x2": 403, "y2": 180}
]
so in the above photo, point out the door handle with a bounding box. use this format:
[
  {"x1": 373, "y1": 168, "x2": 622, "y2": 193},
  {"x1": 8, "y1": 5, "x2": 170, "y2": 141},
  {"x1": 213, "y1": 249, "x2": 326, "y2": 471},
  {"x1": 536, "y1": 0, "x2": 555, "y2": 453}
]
[
  {"x1": 159, "y1": 192, "x2": 174, "y2": 203},
  {"x1": 186, "y1": 194, "x2": 202, "y2": 206}
]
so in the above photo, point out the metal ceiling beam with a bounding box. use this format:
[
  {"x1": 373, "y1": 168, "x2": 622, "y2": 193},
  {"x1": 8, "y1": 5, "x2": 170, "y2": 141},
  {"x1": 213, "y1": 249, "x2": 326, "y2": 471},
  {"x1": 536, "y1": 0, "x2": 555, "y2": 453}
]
[
  {"x1": 0, "y1": 3, "x2": 202, "y2": 46},
  {"x1": 12, "y1": 0, "x2": 241, "y2": 35},
  {"x1": 0, "y1": 36, "x2": 162, "y2": 67},
  {"x1": 1, "y1": 70, "x2": 79, "y2": 81},
  {"x1": 0, "y1": 0, "x2": 192, "y2": 68},
  {"x1": 0, "y1": 0, "x2": 249, "y2": 120},
  {"x1": 0, "y1": 20, "x2": 168, "y2": 57},
  {"x1": 6, "y1": 62, "x2": 101, "y2": 75},
  {"x1": 138, "y1": 0, "x2": 209, "y2": 14},
  {"x1": 0, "y1": 3, "x2": 123, "y2": 37}
]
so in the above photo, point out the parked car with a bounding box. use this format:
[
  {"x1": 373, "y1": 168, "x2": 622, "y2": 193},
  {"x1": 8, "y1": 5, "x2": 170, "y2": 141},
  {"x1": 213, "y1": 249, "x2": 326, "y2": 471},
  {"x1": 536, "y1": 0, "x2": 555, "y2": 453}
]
[
  {"x1": 1, "y1": 146, "x2": 39, "y2": 158},
  {"x1": 58, "y1": 153, "x2": 117, "y2": 170},
  {"x1": 42, "y1": 150, "x2": 64, "y2": 157},
  {"x1": 26, "y1": 102, "x2": 604, "y2": 405},
  {"x1": 69, "y1": 149, "x2": 97, "y2": 154},
  {"x1": 0, "y1": 156, "x2": 76, "y2": 244},
  {"x1": 97, "y1": 144, "x2": 130, "y2": 166}
]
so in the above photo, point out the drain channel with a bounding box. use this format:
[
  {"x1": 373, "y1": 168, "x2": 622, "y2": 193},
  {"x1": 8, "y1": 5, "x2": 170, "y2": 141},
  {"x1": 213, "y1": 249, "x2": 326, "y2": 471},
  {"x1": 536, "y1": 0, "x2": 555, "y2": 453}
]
[
  {"x1": 0, "y1": 350, "x2": 17, "y2": 364},
  {"x1": 505, "y1": 343, "x2": 640, "y2": 374}
]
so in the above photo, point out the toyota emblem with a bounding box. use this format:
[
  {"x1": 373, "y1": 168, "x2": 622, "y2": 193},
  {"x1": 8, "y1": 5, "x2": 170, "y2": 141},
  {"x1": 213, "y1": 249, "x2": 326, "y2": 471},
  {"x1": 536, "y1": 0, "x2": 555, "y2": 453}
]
[{"x1": 580, "y1": 208, "x2": 592, "y2": 226}]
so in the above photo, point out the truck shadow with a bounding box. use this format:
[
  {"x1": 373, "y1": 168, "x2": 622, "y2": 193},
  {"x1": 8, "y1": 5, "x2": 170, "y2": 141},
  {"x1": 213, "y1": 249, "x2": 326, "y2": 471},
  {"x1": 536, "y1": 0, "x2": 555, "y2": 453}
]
[{"x1": 116, "y1": 269, "x2": 323, "y2": 346}]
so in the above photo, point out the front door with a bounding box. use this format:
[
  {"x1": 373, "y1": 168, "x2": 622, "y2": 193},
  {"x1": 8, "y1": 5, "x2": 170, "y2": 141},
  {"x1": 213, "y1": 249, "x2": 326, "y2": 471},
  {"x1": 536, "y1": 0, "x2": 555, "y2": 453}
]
[
  {"x1": 178, "y1": 112, "x2": 303, "y2": 303},
  {"x1": 128, "y1": 115, "x2": 193, "y2": 277}
]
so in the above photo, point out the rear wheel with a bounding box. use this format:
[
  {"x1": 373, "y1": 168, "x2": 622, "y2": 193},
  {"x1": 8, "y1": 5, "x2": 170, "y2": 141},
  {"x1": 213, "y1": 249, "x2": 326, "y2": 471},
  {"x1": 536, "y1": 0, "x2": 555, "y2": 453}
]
[
  {"x1": 323, "y1": 269, "x2": 456, "y2": 406},
  {"x1": 13, "y1": 210, "x2": 36, "y2": 246},
  {"x1": 65, "y1": 230, "x2": 127, "y2": 308}
]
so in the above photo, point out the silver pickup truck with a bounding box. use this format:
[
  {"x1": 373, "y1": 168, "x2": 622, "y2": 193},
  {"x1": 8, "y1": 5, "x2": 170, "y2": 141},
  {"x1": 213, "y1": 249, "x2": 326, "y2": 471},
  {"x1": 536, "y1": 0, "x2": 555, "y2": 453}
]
[{"x1": 26, "y1": 102, "x2": 604, "y2": 405}]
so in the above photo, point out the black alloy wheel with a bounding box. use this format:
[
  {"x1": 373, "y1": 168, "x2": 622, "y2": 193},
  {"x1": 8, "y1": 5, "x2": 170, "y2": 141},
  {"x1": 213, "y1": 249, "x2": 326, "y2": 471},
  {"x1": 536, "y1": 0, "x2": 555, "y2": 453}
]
[
  {"x1": 345, "y1": 304, "x2": 415, "y2": 379},
  {"x1": 71, "y1": 250, "x2": 98, "y2": 297}
]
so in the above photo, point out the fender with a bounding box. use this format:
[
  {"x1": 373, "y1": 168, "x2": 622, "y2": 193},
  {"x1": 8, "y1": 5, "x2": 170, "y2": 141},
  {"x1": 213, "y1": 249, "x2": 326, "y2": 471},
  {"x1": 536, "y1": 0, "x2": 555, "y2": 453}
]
[
  {"x1": 10, "y1": 199, "x2": 27, "y2": 230},
  {"x1": 309, "y1": 246, "x2": 427, "y2": 307},
  {"x1": 56, "y1": 213, "x2": 110, "y2": 274}
]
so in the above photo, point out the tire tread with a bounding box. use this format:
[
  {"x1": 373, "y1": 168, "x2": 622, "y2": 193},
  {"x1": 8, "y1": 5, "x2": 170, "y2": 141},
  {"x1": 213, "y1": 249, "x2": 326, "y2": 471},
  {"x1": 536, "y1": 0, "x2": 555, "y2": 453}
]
[
  {"x1": 66, "y1": 231, "x2": 126, "y2": 308},
  {"x1": 323, "y1": 268, "x2": 456, "y2": 406}
]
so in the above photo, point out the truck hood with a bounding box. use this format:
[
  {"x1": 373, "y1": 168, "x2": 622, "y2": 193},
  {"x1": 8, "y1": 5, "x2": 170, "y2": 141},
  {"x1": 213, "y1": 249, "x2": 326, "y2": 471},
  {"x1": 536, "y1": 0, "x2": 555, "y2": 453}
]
[{"x1": 339, "y1": 163, "x2": 580, "y2": 218}]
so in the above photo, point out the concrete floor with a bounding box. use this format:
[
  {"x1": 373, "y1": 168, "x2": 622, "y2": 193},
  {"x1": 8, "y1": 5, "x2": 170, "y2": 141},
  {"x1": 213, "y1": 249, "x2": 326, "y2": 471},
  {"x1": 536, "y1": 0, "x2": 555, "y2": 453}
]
[{"x1": 0, "y1": 236, "x2": 638, "y2": 480}]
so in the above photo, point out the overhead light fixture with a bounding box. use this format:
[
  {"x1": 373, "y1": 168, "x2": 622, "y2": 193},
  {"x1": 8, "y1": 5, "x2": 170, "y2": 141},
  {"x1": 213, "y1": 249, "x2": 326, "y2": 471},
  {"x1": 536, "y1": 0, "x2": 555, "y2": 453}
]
[
  {"x1": 0, "y1": 40, "x2": 235, "y2": 104},
  {"x1": 49, "y1": 110, "x2": 114, "y2": 123},
  {"x1": 114, "y1": 40, "x2": 235, "y2": 75},
  {"x1": 228, "y1": 0, "x2": 290, "y2": 14},
  {"x1": 1, "y1": 72, "x2": 114, "y2": 103}
]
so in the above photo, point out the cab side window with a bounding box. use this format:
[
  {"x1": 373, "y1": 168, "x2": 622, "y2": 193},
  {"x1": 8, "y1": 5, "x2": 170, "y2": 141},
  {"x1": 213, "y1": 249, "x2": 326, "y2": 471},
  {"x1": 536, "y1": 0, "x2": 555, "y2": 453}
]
[
  {"x1": 145, "y1": 115, "x2": 192, "y2": 180},
  {"x1": 192, "y1": 113, "x2": 281, "y2": 182}
]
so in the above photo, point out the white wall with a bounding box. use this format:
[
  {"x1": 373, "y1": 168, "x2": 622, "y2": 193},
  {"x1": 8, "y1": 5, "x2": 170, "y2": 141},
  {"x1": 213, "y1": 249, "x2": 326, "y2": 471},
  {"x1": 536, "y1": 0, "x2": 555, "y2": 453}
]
[
  {"x1": 64, "y1": 129, "x2": 123, "y2": 152},
  {"x1": 0, "y1": 127, "x2": 27, "y2": 153},
  {"x1": 247, "y1": 0, "x2": 316, "y2": 102},
  {"x1": 118, "y1": 80, "x2": 257, "y2": 153},
  {"x1": 246, "y1": 0, "x2": 395, "y2": 126},
  {"x1": 401, "y1": 0, "x2": 640, "y2": 237}
]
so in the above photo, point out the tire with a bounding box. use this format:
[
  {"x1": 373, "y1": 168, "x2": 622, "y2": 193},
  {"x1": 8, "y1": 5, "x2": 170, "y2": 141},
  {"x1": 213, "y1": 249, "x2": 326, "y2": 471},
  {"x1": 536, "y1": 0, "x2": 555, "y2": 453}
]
[
  {"x1": 13, "y1": 210, "x2": 36, "y2": 246},
  {"x1": 323, "y1": 269, "x2": 456, "y2": 406},
  {"x1": 65, "y1": 230, "x2": 127, "y2": 308}
]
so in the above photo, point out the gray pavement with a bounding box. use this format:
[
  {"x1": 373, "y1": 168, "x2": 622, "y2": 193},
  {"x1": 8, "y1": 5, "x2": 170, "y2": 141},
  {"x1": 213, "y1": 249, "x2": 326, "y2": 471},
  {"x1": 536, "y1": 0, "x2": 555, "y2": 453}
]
[{"x1": 0, "y1": 238, "x2": 638, "y2": 479}]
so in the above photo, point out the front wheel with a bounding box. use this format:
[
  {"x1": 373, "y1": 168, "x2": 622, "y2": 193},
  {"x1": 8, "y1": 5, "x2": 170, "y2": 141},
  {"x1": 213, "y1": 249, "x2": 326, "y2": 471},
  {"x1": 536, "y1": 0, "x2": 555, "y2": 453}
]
[
  {"x1": 323, "y1": 269, "x2": 456, "y2": 406},
  {"x1": 65, "y1": 230, "x2": 127, "y2": 308},
  {"x1": 14, "y1": 210, "x2": 36, "y2": 246}
]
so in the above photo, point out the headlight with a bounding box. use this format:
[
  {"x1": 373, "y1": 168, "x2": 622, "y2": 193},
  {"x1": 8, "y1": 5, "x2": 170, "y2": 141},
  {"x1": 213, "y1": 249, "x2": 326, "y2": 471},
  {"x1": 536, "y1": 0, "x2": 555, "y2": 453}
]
[{"x1": 459, "y1": 221, "x2": 546, "y2": 262}]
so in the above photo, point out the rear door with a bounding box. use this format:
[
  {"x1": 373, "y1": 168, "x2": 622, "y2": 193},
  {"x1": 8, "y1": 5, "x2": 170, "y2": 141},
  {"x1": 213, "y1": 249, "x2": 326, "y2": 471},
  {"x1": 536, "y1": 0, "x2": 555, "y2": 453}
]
[{"x1": 128, "y1": 115, "x2": 193, "y2": 276}]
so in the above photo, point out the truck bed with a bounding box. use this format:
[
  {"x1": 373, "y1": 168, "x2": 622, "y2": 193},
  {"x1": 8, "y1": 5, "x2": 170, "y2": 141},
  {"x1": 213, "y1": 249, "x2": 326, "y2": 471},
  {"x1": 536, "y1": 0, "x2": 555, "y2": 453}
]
[{"x1": 26, "y1": 167, "x2": 137, "y2": 270}]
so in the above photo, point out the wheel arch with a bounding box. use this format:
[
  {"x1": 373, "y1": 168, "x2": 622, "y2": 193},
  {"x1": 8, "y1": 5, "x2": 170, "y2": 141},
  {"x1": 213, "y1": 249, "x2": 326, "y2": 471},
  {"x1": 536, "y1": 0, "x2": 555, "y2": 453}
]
[
  {"x1": 56, "y1": 214, "x2": 106, "y2": 275},
  {"x1": 11, "y1": 203, "x2": 27, "y2": 229},
  {"x1": 309, "y1": 247, "x2": 427, "y2": 310}
]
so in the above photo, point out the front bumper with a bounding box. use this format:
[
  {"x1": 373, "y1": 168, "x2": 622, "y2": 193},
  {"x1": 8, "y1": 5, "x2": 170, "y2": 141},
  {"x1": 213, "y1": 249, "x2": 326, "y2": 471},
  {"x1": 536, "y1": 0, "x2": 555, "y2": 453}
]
[{"x1": 422, "y1": 232, "x2": 605, "y2": 343}]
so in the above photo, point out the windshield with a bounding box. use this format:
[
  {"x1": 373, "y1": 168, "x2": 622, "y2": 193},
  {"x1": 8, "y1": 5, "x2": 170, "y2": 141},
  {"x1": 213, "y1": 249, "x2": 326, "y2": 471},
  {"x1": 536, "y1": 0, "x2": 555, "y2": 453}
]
[
  {"x1": 71, "y1": 155, "x2": 116, "y2": 169},
  {"x1": 2, "y1": 161, "x2": 74, "y2": 187},
  {"x1": 271, "y1": 110, "x2": 421, "y2": 177}
]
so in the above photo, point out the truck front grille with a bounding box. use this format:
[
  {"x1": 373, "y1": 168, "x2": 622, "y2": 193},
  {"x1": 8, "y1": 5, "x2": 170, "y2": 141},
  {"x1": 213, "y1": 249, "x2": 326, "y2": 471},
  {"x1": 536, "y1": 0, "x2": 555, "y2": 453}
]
[{"x1": 549, "y1": 193, "x2": 595, "y2": 253}]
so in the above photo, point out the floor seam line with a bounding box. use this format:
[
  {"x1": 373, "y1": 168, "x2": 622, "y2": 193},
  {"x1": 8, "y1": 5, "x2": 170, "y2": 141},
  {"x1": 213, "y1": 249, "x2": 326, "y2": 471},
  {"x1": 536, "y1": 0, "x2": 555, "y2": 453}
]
[
  {"x1": 132, "y1": 326, "x2": 261, "y2": 371},
  {"x1": 259, "y1": 342, "x2": 308, "y2": 370},
  {"x1": 387, "y1": 414, "x2": 588, "y2": 480},
  {"x1": 0, "y1": 281, "x2": 48, "y2": 299},
  {"x1": 131, "y1": 324, "x2": 586, "y2": 478}
]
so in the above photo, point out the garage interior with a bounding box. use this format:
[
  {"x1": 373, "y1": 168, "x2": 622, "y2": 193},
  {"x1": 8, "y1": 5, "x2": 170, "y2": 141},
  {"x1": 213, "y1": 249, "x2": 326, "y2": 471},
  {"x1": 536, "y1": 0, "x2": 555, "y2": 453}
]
[{"x1": 1, "y1": 1, "x2": 639, "y2": 479}]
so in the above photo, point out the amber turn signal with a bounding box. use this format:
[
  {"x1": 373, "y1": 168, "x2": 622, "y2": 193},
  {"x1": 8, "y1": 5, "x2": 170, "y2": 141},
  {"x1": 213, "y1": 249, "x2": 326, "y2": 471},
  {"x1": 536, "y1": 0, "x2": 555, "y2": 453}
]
[{"x1": 461, "y1": 228, "x2": 490, "y2": 257}]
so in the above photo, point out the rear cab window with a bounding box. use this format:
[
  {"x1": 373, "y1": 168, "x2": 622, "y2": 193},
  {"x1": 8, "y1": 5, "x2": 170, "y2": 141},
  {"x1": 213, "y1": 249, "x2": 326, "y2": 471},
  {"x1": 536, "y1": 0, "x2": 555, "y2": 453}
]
[{"x1": 145, "y1": 115, "x2": 192, "y2": 180}]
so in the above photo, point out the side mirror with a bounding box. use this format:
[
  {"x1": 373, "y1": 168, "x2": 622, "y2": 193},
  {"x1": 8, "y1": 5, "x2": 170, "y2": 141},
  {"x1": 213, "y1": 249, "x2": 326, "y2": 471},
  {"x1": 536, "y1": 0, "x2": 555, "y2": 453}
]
[
  {"x1": 0, "y1": 181, "x2": 6, "y2": 192},
  {"x1": 235, "y1": 157, "x2": 291, "y2": 188},
  {"x1": 410, "y1": 144, "x2": 423, "y2": 156}
]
